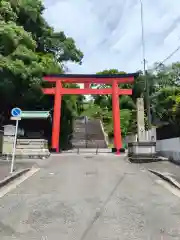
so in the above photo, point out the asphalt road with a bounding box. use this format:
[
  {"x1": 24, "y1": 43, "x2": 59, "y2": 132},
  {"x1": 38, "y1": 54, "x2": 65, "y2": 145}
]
[{"x1": 0, "y1": 154, "x2": 180, "y2": 239}]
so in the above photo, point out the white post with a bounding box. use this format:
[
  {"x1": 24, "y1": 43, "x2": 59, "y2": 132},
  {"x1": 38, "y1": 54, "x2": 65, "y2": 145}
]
[{"x1": 10, "y1": 120, "x2": 19, "y2": 173}]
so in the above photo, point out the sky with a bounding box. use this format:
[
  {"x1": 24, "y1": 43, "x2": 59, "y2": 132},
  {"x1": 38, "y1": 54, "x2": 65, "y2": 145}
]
[{"x1": 43, "y1": 0, "x2": 180, "y2": 74}]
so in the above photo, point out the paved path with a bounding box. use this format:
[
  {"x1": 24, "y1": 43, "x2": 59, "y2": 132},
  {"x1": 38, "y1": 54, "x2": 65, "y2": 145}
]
[{"x1": 0, "y1": 155, "x2": 180, "y2": 239}]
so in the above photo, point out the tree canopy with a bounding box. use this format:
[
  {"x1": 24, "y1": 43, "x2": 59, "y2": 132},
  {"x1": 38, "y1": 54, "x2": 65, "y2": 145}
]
[{"x1": 0, "y1": 0, "x2": 83, "y2": 126}]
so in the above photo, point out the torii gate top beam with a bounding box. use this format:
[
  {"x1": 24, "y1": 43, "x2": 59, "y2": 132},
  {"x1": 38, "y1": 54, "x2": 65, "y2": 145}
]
[{"x1": 44, "y1": 73, "x2": 138, "y2": 84}]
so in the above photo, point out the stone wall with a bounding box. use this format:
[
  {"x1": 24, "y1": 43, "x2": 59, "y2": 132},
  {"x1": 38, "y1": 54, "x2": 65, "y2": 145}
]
[
  {"x1": 2, "y1": 138, "x2": 49, "y2": 158},
  {"x1": 156, "y1": 137, "x2": 180, "y2": 163}
]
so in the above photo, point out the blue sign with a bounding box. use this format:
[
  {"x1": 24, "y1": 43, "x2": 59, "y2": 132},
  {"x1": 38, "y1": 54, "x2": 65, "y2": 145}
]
[{"x1": 11, "y1": 108, "x2": 22, "y2": 117}]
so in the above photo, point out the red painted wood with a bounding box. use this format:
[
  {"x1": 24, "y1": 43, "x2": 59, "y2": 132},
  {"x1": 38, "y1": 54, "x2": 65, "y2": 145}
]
[
  {"x1": 52, "y1": 81, "x2": 62, "y2": 152},
  {"x1": 42, "y1": 88, "x2": 132, "y2": 95},
  {"x1": 62, "y1": 88, "x2": 112, "y2": 95},
  {"x1": 42, "y1": 88, "x2": 55, "y2": 95},
  {"x1": 112, "y1": 80, "x2": 122, "y2": 154},
  {"x1": 84, "y1": 83, "x2": 90, "y2": 89},
  {"x1": 119, "y1": 89, "x2": 132, "y2": 95}
]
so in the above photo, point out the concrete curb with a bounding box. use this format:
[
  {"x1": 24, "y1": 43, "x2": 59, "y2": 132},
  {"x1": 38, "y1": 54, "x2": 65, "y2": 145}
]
[
  {"x1": 0, "y1": 168, "x2": 30, "y2": 188},
  {"x1": 128, "y1": 156, "x2": 168, "y2": 164},
  {"x1": 149, "y1": 169, "x2": 180, "y2": 190},
  {"x1": 0, "y1": 159, "x2": 44, "y2": 164},
  {"x1": 169, "y1": 158, "x2": 180, "y2": 166},
  {"x1": 158, "y1": 156, "x2": 168, "y2": 161}
]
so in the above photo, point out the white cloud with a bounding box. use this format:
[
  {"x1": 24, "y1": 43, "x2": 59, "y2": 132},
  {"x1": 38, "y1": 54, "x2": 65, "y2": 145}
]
[{"x1": 43, "y1": 0, "x2": 180, "y2": 73}]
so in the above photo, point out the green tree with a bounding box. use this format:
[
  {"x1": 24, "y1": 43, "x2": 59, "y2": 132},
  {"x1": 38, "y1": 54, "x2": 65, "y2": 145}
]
[
  {"x1": 148, "y1": 62, "x2": 180, "y2": 125},
  {"x1": 173, "y1": 95, "x2": 180, "y2": 122},
  {"x1": 133, "y1": 62, "x2": 180, "y2": 127},
  {"x1": 151, "y1": 87, "x2": 180, "y2": 125},
  {"x1": 0, "y1": 0, "x2": 83, "y2": 126}
]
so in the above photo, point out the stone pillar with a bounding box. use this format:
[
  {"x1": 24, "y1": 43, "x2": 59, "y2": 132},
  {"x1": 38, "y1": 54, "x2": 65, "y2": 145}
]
[{"x1": 137, "y1": 98, "x2": 145, "y2": 142}]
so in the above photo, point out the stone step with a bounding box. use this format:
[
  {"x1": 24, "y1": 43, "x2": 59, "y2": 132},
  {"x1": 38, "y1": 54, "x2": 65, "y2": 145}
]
[{"x1": 72, "y1": 118, "x2": 108, "y2": 149}]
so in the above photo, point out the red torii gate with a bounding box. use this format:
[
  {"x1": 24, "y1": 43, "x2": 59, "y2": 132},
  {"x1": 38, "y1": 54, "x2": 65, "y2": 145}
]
[{"x1": 43, "y1": 73, "x2": 136, "y2": 154}]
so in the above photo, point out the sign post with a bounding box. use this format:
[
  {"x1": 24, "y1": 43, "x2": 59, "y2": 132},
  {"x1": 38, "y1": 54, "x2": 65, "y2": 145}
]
[{"x1": 10, "y1": 108, "x2": 22, "y2": 173}]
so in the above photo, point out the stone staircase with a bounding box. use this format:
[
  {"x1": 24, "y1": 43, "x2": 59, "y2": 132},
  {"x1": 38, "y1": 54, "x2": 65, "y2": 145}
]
[{"x1": 72, "y1": 117, "x2": 107, "y2": 149}]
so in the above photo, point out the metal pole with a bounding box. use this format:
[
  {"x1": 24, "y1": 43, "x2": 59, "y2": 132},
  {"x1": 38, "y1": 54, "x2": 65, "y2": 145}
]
[
  {"x1": 10, "y1": 120, "x2": 19, "y2": 173},
  {"x1": 139, "y1": 0, "x2": 151, "y2": 129}
]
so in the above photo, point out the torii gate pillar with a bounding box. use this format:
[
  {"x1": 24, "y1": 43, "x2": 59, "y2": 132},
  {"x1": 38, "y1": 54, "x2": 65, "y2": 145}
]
[
  {"x1": 51, "y1": 81, "x2": 62, "y2": 152},
  {"x1": 112, "y1": 80, "x2": 122, "y2": 153}
]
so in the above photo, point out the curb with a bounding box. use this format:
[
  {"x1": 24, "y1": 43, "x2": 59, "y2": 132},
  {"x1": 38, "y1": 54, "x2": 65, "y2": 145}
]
[
  {"x1": 158, "y1": 156, "x2": 168, "y2": 161},
  {"x1": 169, "y1": 158, "x2": 180, "y2": 166},
  {"x1": 0, "y1": 159, "x2": 43, "y2": 164},
  {"x1": 128, "y1": 156, "x2": 165, "y2": 163},
  {"x1": 149, "y1": 169, "x2": 180, "y2": 190},
  {"x1": 0, "y1": 168, "x2": 30, "y2": 188},
  {"x1": 0, "y1": 154, "x2": 50, "y2": 160}
]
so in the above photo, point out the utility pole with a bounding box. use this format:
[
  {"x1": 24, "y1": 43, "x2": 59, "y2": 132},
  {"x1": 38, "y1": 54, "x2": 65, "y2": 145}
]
[{"x1": 140, "y1": 0, "x2": 151, "y2": 129}]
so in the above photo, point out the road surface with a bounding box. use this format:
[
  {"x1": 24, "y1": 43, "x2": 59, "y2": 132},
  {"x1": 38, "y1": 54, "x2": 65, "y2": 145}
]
[{"x1": 0, "y1": 154, "x2": 180, "y2": 239}]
